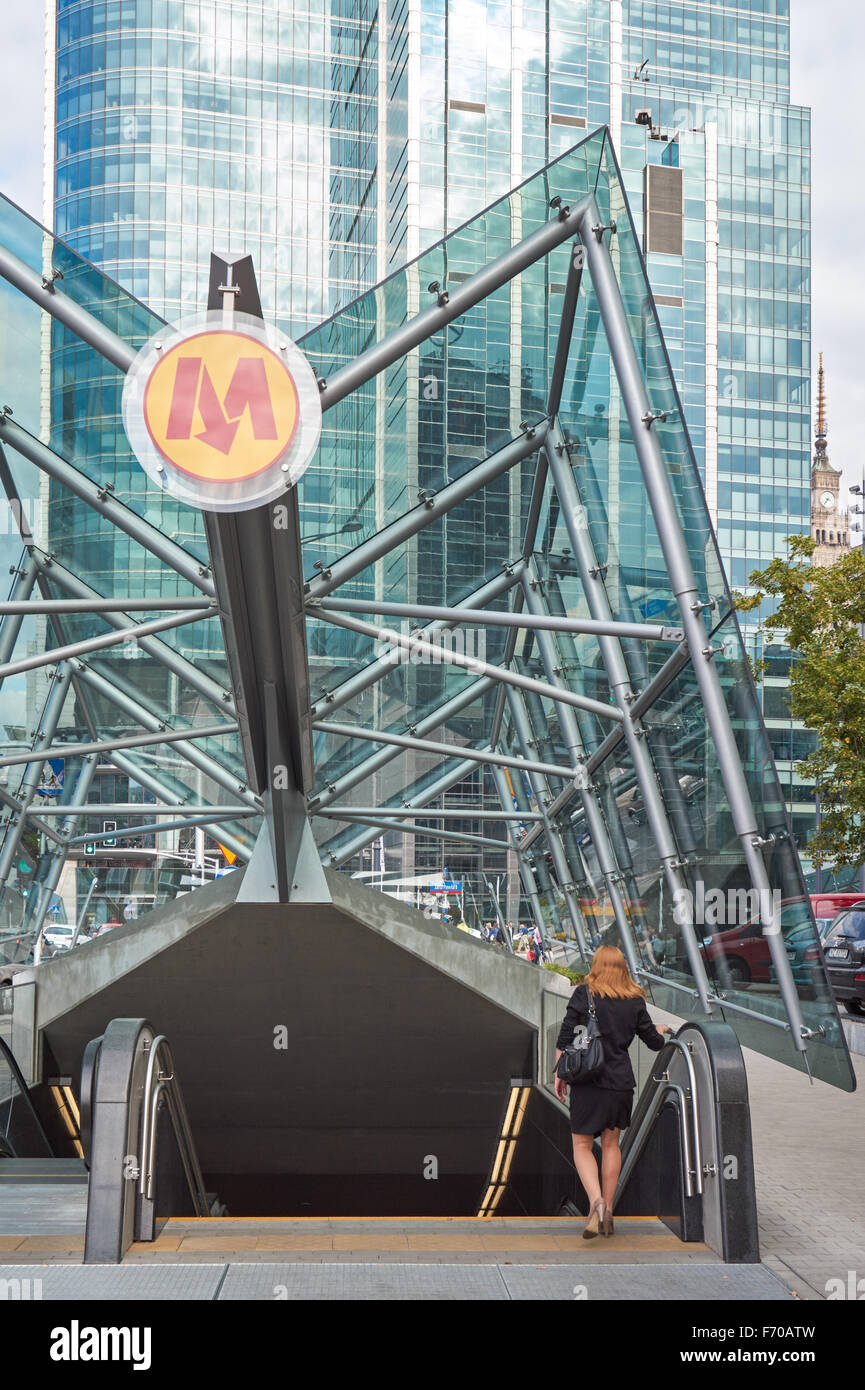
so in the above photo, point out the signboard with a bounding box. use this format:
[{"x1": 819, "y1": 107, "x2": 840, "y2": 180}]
[
  {"x1": 37, "y1": 758, "x2": 65, "y2": 798},
  {"x1": 427, "y1": 881, "x2": 462, "y2": 894},
  {"x1": 122, "y1": 311, "x2": 322, "y2": 512}
]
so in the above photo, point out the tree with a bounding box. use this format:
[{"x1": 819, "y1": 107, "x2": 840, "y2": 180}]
[{"x1": 736, "y1": 535, "x2": 865, "y2": 868}]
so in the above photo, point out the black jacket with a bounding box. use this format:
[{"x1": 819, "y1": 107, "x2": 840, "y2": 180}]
[{"x1": 556, "y1": 984, "x2": 666, "y2": 1091}]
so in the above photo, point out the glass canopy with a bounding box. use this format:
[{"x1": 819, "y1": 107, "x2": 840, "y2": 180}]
[{"x1": 0, "y1": 127, "x2": 853, "y2": 1090}]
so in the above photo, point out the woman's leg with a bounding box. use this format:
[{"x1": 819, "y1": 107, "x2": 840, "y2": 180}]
[
  {"x1": 600, "y1": 1127, "x2": 621, "y2": 1208},
  {"x1": 571, "y1": 1134, "x2": 602, "y2": 1206}
]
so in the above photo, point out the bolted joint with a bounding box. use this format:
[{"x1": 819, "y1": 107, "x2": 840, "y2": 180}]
[
  {"x1": 701, "y1": 644, "x2": 724, "y2": 659},
  {"x1": 417, "y1": 488, "x2": 436, "y2": 509},
  {"x1": 41, "y1": 268, "x2": 64, "y2": 292},
  {"x1": 317, "y1": 377, "x2": 327, "y2": 393},
  {"x1": 588, "y1": 564, "x2": 608, "y2": 579},
  {"x1": 312, "y1": 559, "x2": 332, "y2": 581},
  {"x1": 690, "y1": 598, "x2": 716, "y2": 614},
  {"x1": 519, "y1": 419, "x2": 536, "y2": 439},
  {"x1": 591, "y1": 220, "x2": 617, "y2": 240},
  {"x1": 427, "y1": 280, "x2": 449, "y2": 307},
  {"x1": 0, "y1": 405, "x2": 13, "y2": 422},
  {"x1": 750, "y1": 833, "x2": 776, "y2": 850},
  {"x1": 641, "y1": 409, "x2": 667, "y2": 428},
  {"x1": 548, "y1": 195, "x2": 571, "y2": 220}
]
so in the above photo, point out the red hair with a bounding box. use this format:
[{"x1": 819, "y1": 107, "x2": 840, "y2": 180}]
[{"x1": 583, "y1": 944, "x2": 645, "y2": 999}]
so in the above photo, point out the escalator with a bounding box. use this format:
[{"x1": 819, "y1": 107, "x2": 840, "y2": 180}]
[{"x1": 1, "y1": 1011, "x2": 762, "y2": 1271}]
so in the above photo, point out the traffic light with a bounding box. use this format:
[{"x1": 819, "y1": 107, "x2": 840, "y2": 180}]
[
  {"x1": 84, "y1": 841, "x2": 96, "y2": 857},
  {"x1": 103, "y1": 820, "x2": 117, "y2": 848}
]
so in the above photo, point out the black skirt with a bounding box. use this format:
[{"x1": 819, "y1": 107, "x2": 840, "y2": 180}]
[{"x1": 569, "y1": 1084, "x2": 633, "y2": 1137}]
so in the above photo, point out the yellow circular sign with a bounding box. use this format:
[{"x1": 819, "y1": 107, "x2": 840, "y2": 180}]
[{"x1": 142, "y1": 329, "x2": 300, "y2": 483}]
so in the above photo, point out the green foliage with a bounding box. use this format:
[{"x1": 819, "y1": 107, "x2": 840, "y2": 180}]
[
  {"x1": 735, "y1": 535, "x2": 865, "y2": 867},
  {"x1": 543, "y1": 962, "x2": 586, "y2": 985}
]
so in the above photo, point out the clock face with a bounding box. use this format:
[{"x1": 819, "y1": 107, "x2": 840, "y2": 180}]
[{"x1": 819, "y1": 491, "x2": 835, "y2": 511}]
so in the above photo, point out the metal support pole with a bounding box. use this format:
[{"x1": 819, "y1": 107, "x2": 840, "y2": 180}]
[
  {"x1": 319, "y1": 754, "x2": 481, "y2": 867},
  {"x1": 541, "y1": 441, "x2": 714, "y2": 1012},
  {"x1": 31, "y1": 549, "x2": 233, "y2": 713},
  {"x1": 490, "y1": 764, "x2": 547, "y2": 936},
  {"x1": 316, "y1": 196, "x2": 594, "y2": 411},
  {"x1": 0, "y1": 722, "x2": 239, "y2": 770},
  {"x1": 0, "y1": 552, "x2": 39, "y2": 671},
  {"x1": 105, "y1": 750, "x2": 253, "y2": 863},
  {"x1": 305, "y1": 427, "x2": 548, "y2": 601},
  {"x1": 312, "y1": 719, "x2": 578, "y2": 783},
  {"x1": 309, "y1": 562, "x2": 525, "y2": 720},
  {"x1": 72, "y1": 662, "x2": 261, "y2": 812},
  {"x1": 309, "y1": 675, "x2": 495, "y2": 812},
  {"x1": 0, "y1": 662, "x2": 73, "y2": 889},
  {"x1": 326, "y1": 814, "x2": 508, "y2": 854},
  {"x1": 0, "y1": 417, "x2": 214, "y2": 595},
  {"x1": 29, "y1": 754, "x2": 98, "y2": 949},
  {"x1": 576, "y1": 196, "x2": 808, "y2": 1047},
  {"x1": 503, "y1": 686, "x2": 589, "y2": 958},
  {"x1": 494, "y1": 732, "x2": 564, "y2": 935},
  {"x1": 0, "y1": 605, "x2": 216, "y2": 682},
  {"x1": 314, "y1": 596, "x2": 683, "y2": 643},
  {"x1": 310, "y1": 605, "x2": 623, "y2": 724},
  {"x1": 515, "y1": 568, "x2": 641, "y2": 977},
  {"x1": 67, "y1": 812, "x2": 256, "y2": 845},
  {"x1": 318, "y1": 807, "x2": 541, "y2": 821}
]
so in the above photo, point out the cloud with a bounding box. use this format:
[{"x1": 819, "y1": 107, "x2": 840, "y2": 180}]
[{"x1": 0, "y1": 12, "x2": 45, "y2": 219}]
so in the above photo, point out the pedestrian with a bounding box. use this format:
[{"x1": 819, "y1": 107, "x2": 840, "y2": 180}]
[
  {"x1": 483, "y1": 921, "x2": 493, "y2": 941},
  {"x1": 554, "y1": 944, "x2": 672, "y2": 1239},
  {"x1": 532, "y1": 923, "x2": 545, "y2": 964}
]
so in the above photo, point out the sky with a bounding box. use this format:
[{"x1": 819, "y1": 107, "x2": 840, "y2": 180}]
[{"x1": 0, "y1": 3, "x2": 861, "y2": 504}]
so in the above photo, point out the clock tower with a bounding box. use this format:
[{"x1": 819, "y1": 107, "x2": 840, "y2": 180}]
[{"x1": 810, "y1": 353, "x2": 848, "y2": 566}]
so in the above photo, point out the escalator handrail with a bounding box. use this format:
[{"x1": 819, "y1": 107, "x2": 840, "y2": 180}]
[
  {"x1": 614, "y1": 1032, "x2": 704, "y2": 1210},
  {"x1": 138, "y1": 1033, "x2": 209, "y2": 1218},
  {"x1": 78, "y1": 1034, "x2": 103, "y2": 1168},
  {"x1": 0, "y1": 1034, "x2": 54, "y2": 1158}
]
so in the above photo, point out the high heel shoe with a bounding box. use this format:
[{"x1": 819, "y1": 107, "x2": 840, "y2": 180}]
[
  {"x1": 602, "y1": 1208, "x2": 614, "y2": 1238},
  {"x1": 582, "y1": 1197, "x2": 605, "y2": 1240}
]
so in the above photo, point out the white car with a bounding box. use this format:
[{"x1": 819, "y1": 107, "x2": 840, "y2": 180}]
[{"x1": 41, "y1": 923, "x2": 79, "y2": 952}]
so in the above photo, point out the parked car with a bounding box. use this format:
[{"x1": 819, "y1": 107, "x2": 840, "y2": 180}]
[
  {"x1": 822, "y1": 905, "x2": 865, "y2": 1017},
  {"x1": 810, "y1": 893, "x2": 865, "y2": 934},
  {"x1": 701, "y1": 894, "x2": 834, "y2": 992},
  {"x1": 41, "y1": 923, "x2": 79, "y2": 953}
]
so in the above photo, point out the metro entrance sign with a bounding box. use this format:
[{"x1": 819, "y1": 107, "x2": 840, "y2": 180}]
[{"x1": 122, "y1": 310, "x2": 321, "y2": 512}]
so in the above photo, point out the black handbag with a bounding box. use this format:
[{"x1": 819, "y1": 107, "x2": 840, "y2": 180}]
[{"x1": 556, "y1": 986, "x2": 605, "y2": 1086}]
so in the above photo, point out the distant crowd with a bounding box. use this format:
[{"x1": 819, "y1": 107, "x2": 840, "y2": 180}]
[{"x1": 483, "y1": 920, "x2": 549, "y2": 963}]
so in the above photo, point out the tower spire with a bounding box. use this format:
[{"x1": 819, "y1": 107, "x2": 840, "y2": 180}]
[{"x1": 814, "y1": 351, "x2": 828, "y2": 461}]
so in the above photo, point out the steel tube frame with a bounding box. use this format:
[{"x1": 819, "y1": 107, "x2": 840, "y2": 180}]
[
  {"x1": 490, "y1": 764, "x2": 547, "y2": 936},
  {"x1": 305, "y1": 426, "x2": 548, "y2": 601},
  {"x1": 29, "y1": 754, "x2": 98, "y2": 948},
  {"x1": 316, "y1": 196, "x2": 594, "y2": 411},
  {"x1": 38, "y1": 803, "x2": 257, "y2": 816},
  {"x1": 0, "y1": 606, "x2": 216, "y2": 682},
  {"x1": 319, "y1": 753, "x2": 481, "y2": 866},
  {"x1": 308, "y1": 562, "x2": 525, "y2": 720},
  {"x1": 0, "y1": 663, "x2": 73, "y2": 884},
  {"x1": 576, "y1": 196, "x2": 808, "y2": 1050},
  {"x1": 319, "y1": 807, "x2": 541, "y2": 821},
  {"x1": 0, "y1": 243, "x2": 137, "y2": 372},
  {"x1": 66, "y1": 814, "x2": 255, "y2": 846},
  {"x1": 0, "y1": 722, "x2": 239, "y2": 770},
  {"x1": 72, "y1": 662, "x2": 261, "y2": 812},
  {"x1": 491, "y1": 723, "x2": 564, "y2": 935},
  {"x1": 0, "y1": 598, "x2": 214, "y2": 614},
  {"x1": 516, "y1": 569, "x2": 640, "y2": 975},
  {"x1": 312, "y1": 719, "x2": 578, "y2": 782},
  {"x1": 309, "y1": 674, "x2": 495, "y2": 812},
  {"x1": 314, "y1": 596, "x2": 683, "y2": 643},
  {"x1": 311, "y1": 606, "x2": 623, "y2": 724},
  {"x1": 0, "y1": 552, "x2": 39, "y2": 671},
  {"x1": 326, "y1": 814, "x2": 508, "y2": 854},
  {"x1": 30, "y1": 550, "x2": 233, "y2": 713},
  {"x1": 502, "y1": 685, "x2": 589, "y2": 957},
  {"x1": 0, "y1": 417, "x2": 214, "y2": 595},
  {"x1": 543, "y1": 426, "x2": 714, "y2": 1012},
  {"x1": 104, "y1": 751, "x2": 253, "y2": 865}
]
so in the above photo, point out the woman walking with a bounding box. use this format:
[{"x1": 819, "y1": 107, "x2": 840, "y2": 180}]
[{"x1": 554, "y1": 945, "x2": 672, "y2": 1239}]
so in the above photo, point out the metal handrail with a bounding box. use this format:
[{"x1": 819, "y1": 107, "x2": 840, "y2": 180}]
[
  {"x1": 0, "y1": 1035, "x2": 54, "y2": 1158},
  {"x1": 613, "y1": 1033, "x2": 704, "y2": 1210},
  {"x1": 616, "y1": 1080, "x2": 695, "y2": 1199},
  {"x1": 138, "y1": 1033, "x2": 209, "y2": 1217}
]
